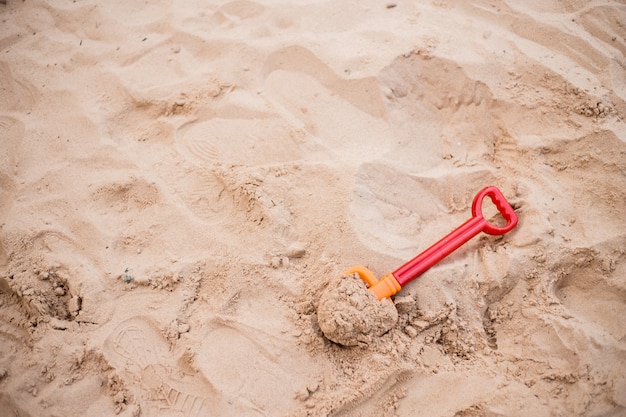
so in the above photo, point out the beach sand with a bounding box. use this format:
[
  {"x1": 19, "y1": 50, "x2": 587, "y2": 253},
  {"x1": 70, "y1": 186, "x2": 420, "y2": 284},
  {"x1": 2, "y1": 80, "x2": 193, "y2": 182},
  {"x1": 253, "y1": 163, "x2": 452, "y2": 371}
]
[{"x1": 1, "y1": 0, "x2": 625, "y2": 416}]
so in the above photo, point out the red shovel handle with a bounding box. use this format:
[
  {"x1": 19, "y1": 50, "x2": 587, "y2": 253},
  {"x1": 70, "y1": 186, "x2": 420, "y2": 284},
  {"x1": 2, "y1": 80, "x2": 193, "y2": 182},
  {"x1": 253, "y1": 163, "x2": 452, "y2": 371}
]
[
  {"x1": 472, "y1": 186, "x2": 518, "y2": 235},
  {"x1": 393, "y1": 185, "x2": 518, "y2": 286},
  {"x1": 350, "y1": 186, "x2": 518, "y2": 300}
]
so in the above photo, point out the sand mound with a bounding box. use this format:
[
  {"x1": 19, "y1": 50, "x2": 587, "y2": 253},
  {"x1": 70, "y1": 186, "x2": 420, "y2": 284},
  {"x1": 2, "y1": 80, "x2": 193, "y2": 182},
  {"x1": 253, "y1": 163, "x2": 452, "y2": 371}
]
[
  {"x1": 317, "y1": 273, "x2": 398, "y2": 346},
  {"x1": 1, "y1": 0, "x2": 625, "y2": 416}
]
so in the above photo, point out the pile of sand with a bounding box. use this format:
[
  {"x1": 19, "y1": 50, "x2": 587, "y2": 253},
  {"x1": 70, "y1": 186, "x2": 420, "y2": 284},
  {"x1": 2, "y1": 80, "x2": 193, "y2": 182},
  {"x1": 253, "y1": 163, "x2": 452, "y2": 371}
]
[
  {"x1": 317, "y1": 273, "x2": 398, "y2": 346},
  {"x1": 1, "y1": 0, "x2": 625, "y2": 416}
]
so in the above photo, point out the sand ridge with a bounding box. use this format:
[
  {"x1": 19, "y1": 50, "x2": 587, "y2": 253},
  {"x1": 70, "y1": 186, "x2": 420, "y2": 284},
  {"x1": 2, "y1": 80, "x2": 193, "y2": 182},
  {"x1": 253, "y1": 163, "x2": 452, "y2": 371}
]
[{"x1": 1, "y1": 0, "x2": 625, "y2": 416}]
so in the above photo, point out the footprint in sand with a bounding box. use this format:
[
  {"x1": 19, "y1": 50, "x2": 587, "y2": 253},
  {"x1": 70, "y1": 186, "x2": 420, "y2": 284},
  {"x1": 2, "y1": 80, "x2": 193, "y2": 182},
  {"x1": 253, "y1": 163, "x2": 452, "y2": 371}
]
[
  {"x1": 350, "y1": 161, "x2": 496, "y2": 260},
  {"x1": 0, "y1": 62, "x2": 37, "y2": 112},
  {"x1": 262, "y1": 45, "x2": 391, "y2": 163},
  {"x1": 100, "y1": 0, "x2": 173, "y2": 27},
  {"x1": 194, "y1": 287, "x2": 321, "y2": 416},
  {"x1": 0, "y1": 117, "x2": 22, "y2": 217},
  {"x1": 173, "y1": 115, "x2": 306, "y2": 228},
  {"x1": 0, "y1": 394, "x2": 33, "y2": 417},
  {"x1": 104, "y1": 317, "x2": 237, "y2": 417},
  {"x1": 105, "y1": 298, "x2": 318, "y2": 416},
  {"x1": 198, "y1": 323, "x2": 300, "y2": 415},
  {"x1": 468, "y1": 1, "x2": 617, "y2": 94},
  {"x1": 175, "y1": 117, "x2": 303, "y2": 167},
  {"x1": 554, "y1": 246, "x2": 626, "y2": 343}
]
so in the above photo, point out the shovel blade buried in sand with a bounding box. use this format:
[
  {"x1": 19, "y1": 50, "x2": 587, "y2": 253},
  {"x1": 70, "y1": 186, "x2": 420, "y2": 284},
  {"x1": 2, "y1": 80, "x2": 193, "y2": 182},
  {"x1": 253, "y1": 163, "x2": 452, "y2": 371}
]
[{"x1": 348, "y1": 186, "x2": 518, "y2": 300}]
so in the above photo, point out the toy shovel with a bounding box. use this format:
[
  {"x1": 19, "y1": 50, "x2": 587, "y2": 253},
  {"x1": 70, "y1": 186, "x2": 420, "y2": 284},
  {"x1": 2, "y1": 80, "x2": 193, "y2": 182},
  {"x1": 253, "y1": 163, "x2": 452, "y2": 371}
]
[{"x1": 347, "y1": 186, "x2": 518, "y2": 300}]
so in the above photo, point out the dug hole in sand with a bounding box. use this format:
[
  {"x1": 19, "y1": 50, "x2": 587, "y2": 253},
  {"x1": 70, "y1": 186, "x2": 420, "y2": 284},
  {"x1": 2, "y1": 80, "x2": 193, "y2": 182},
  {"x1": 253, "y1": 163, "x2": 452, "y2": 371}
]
[{"x1": 1, "y1": 0, "x2": 626, "y2": 416}]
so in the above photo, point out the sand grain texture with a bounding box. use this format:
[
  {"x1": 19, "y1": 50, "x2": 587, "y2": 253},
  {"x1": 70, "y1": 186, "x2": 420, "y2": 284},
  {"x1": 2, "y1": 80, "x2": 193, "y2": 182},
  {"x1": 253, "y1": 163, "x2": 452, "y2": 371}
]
[
  {"x1": 317, "y1": 273, "x2": 398, "y2": 347},
  {"x1": 1, "y1": 0, "x2": 625, "y2": 416}
]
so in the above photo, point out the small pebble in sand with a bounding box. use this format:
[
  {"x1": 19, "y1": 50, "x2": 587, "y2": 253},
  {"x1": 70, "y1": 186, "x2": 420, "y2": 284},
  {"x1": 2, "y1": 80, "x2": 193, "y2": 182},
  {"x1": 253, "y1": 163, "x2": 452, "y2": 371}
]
[
  {"x1": 270, "y1": 257, "x2": 281, "y2": 268},
  {"x1": 177, "y1": 322, "x2": 190, "y2": 334},
  {"x1": 113, "y1": 391, "x2": 126, "y2": 404},
  {"x1": 317, "y1": 273, "x2": 398, "y2": 346}
]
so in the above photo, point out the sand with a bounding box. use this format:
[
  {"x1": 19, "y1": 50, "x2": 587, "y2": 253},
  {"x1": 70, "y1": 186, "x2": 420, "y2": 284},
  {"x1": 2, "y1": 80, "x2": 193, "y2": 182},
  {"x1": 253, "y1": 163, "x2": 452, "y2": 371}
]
[
  {"x1": 318, "y1": 273, "x2": 398, "y2": 346},
  {"x1": 1, "y1": 0, "x2": 625, "y2": 416}
]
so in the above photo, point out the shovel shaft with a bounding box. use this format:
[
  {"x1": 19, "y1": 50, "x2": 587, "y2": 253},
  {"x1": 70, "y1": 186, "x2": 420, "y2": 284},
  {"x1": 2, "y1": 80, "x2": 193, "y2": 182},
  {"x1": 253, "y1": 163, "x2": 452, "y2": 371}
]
[{"x1": 392, "y1": 215, "x2": 485, "y2": 286}]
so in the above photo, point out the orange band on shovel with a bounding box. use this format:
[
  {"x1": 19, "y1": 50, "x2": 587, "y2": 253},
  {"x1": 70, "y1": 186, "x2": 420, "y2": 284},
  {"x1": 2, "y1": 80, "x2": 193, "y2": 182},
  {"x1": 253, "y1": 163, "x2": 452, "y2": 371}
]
[{"x1": 345, "y1": 266, "x2": 401, "y2": 300}]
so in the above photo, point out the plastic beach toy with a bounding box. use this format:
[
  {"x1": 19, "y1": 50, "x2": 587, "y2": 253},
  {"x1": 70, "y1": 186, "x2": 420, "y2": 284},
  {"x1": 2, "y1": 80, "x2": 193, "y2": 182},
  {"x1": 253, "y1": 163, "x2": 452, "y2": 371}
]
[{"x1": 347, "y1": 186, "x2": 518, "y2": 300}]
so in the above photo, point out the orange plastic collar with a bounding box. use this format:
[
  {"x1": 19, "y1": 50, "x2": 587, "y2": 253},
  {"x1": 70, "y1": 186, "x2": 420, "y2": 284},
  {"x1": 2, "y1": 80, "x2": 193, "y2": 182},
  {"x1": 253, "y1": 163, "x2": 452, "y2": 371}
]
[{"x1": 344, "y1": 266, "x2": 402, "y2": 300}]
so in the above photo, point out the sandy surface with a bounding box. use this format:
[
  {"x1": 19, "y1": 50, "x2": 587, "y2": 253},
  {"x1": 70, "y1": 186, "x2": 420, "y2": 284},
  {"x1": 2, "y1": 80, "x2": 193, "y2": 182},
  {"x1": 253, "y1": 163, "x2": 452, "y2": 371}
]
[
  {"x1": 1, "y1": 0, "x2": 625, "y2": 416},
  {"x1": 318, "y1": 273, "x2": 398, "y2": 346}
]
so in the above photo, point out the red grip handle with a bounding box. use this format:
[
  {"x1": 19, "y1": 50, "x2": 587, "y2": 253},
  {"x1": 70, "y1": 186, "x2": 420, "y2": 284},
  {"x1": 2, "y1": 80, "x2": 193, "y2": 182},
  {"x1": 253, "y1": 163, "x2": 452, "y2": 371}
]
[{"x1": 472, "y1": 186, "x2": 518, "y2": 235}]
